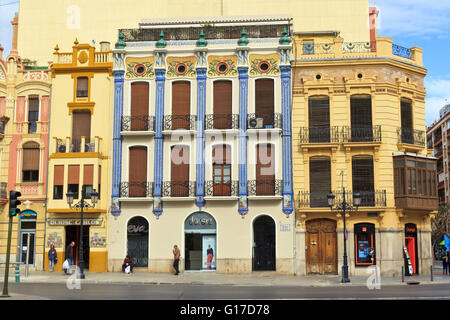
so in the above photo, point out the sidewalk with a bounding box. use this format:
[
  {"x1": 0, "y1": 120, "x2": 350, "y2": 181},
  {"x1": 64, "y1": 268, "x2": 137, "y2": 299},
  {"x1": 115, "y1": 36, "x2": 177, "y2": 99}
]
[{"x1": 3, "y1": 267, "x2": 450, "y2": 287}]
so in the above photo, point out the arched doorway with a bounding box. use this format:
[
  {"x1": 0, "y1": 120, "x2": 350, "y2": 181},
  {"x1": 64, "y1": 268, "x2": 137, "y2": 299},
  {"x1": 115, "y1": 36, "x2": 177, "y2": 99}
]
[
  {"x1": 127, "y1": 217, "x2": 149, "y2": 267},
  {"x1": 306, "y1": 219, "x2": 337, "y2": 274},
  {"x1": 253, "y1": 215, "x2": 276, "y2": 271},
  {"x1": 184, "y1": 212, "x2": 216, "y2": 271}
]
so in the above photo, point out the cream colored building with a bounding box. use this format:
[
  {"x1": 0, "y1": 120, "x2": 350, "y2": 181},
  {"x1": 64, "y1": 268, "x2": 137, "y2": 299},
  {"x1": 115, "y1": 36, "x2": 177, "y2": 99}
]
[{"x1": 18, "y1": 0, "x2": 371, "y2": 65}]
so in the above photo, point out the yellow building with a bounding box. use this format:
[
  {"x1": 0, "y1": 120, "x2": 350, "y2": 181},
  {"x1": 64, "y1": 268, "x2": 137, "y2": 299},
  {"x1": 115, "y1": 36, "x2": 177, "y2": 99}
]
[
  {"x1": 45, "y1": 41, "x2": 113, "y2": 272},
  {"x1": 0, "y1": 14, "x2": 51, "y2": 271},
  {"x1": 17, "y1": 0, "x2": 371, "y2": 65},
  {"x1": 291, "y1": 33, "x2": 438, "y2": 276}
]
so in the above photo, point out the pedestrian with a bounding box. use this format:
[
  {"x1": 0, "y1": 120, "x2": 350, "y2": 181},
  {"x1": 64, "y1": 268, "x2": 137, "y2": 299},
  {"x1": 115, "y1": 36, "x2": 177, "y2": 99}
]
[
  {"x1": 206, "y1": 245, "x2": 214, "y2": 270},
  {"x1": 447, "y1": 251, "x2": 450, "y2": 276},
  {"x1": 173, "y1": 244, "x2": 181, "y2": 275},
  {"x1": 48, "y1": 243, "x2": 57, "y2": 272},
  {"x1": 122, "y1": 255, "x2": 134, "y2": 274},
  {"x1": 65, "y1": 241, "x2": 75, "y2": 274}
]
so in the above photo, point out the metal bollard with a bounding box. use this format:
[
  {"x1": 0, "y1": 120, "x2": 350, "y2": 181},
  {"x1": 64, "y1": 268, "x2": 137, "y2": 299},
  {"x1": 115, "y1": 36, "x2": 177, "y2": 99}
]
[
  {"x1": 430, "y1": 265, "x2": 433, "y2": 282},
  {"x1": 15, "y1": 266, "x2": 20, "y2": 283},
  {"x1": 401, "y1": 266, "x2": 404, "y2": 282}
]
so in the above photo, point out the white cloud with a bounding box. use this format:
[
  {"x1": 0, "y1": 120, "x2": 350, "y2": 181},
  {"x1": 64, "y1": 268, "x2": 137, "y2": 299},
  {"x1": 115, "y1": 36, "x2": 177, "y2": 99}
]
[
  {"x1": 372, "y1": 0, "x2": 450, "y2": 37},
  {"x1": 425, "y1": 76, "x2": 450, "y2": 125}
]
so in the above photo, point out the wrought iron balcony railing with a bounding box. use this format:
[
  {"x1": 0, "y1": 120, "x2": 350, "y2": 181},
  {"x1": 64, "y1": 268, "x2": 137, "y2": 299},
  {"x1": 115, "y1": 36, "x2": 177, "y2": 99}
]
[
  {"x1": 397, "y1": 127, "x2": 425, "y2": 146},
  {"x1": 28, "y1": 121, "x2": 37, "y2": 133},
  {"x1": 299, "y1": 126, "x2": 340, "y2": 144},
  {"x1": 205, "y1": 180, "x2": 239, "y2": 197},
  {"x1": 205, "y1": 114, "x2": 239, "y2": 130},
  {"x1": 392, "y1": 44, "x2": 411, "y2": 59},
  {"x1": 120, "y1": 182, "x2": 153, "y2": 198},
  {"x1": 342, "y1": 125, "x2": 382, "y2": 143},
  {"x1": 163, "y1": 115, "x2": 197, "y2": 131},
  {"x1": 248, "y1": 179, "x2": 282, "y2": 196},
  {"x1": 247, "y1": 113, "x2": 282, "y2": 129},
  {"x1": 162, "y1": 181, "x2": 196, "y2": 197},
  {"x1": 121, "y1": 116, "x2": 155, "y2": 132},
  {"x1": 298, "y1": 190, "x2": 387, "y2": 208}
]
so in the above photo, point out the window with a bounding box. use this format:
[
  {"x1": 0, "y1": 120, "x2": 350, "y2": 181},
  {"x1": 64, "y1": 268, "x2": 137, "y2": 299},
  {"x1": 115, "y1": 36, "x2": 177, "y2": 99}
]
[
  {"x1": 82, "y1": 164, "x2": 94, "y2": 198},
  {"x1": 308, "y1": 96, "x2": 330, "y2": 143},
  {"x1": 130, "y1": 82, "x2": 149, "y2": 131},
  {"x1": 350, "y1": 95, "x2": 373, "y2": 142},
  {"x1": 172, "y1": 81, "x2": 191, "y2": 130},
  {"x1": 394, "y1": 156, "x2": 437, "y2": 197},
  {"x1": 22, "y1": 142, "x2": 40, "y2": 182},
  {"x1": 352, "y1": 157, "x2": 375, "y2": 206},
  {"x1": 72, "y1": 111, "x2": 91, "y2": 152},
  {"x1": 53, "y1": 165, "x2": 64, "y2": 199},
  {"x1": 129, "y1": 147, "x2": 147, "y2": 197},
  {"x1": 28, "y1": 96, "x2": 39, "y2": 133},
  {"x1": 400, "y1": 98, "x2": 413, "y2": 144},
  {"x1": 213, "y1": 81, "x2": 232, "y2": 129},
  {"x1": 76, "y1": 77, "x2": 88, "y2": 98},
  {"x1": 255, "y1": 79, "x2": 274, "y2": 127},
  {"x1": 354, "y1": 223, "x2": 376, "y2": 266},
  {"x1": 212, "y1": 145, "x2": 231, "y2": 196},
  {"x1": 171, "y1": 145, "x2": 189, "y2": 197},
  {"x1": 309, "y1": 157, "x2": 331, "y2": 207},
  {"x1": 68, "y1": 165, "x2": 80, "y2": 199},
  {"x1": 256, "y1": 144, "x2": 275, "y2": 195}
]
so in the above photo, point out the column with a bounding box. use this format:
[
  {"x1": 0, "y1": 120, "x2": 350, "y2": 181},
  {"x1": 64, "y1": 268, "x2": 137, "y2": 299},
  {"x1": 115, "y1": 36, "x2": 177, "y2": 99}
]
[
  {"x1": 281, "y1": 65, "x2": 293, "y2": 217},
  {"x1": 195, "y1": 67, "x2": 207, "y2": 208},
  {"x1": 238, "y1": 66, "x2": 249, "y2": 217}
]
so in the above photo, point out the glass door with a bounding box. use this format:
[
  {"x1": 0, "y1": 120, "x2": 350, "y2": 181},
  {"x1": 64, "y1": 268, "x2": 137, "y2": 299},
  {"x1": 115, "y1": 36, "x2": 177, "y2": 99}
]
[{"x1": 20, "y1": 232, "x2": 35, "y2": 265}]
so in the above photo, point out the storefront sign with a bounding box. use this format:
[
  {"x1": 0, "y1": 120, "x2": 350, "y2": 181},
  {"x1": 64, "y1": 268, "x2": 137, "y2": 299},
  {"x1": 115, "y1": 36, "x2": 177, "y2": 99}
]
[
  {"x1": 49, "y1": 219, "x2": 103, "y2": 226},
  {"x1": 185, "y1": 212, "x2": 216, "y2": 231}
]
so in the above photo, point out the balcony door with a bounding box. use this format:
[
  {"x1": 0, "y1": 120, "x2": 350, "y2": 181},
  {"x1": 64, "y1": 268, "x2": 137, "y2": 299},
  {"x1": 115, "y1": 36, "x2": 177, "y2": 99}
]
[
  {"x1": 309, "y1": 157, "x2": 331, "y2": 207},
  {"x1": 256, "y1": 144, "x2": 275, "y2": 195},
  {"x1": 172, "y1": 81, "x2": 191, "y2": 130},
  {"x1": 401, "y1": 98, "x2": 413, "y2": 144},
  {"x1": 72, "y1": 111, "x2": 91, "y2": 152},
  {"x1": 255, "y1": 79, "x2": 274, "y2": 127},
  {"x1": 130, "y1": 82, "x2": 149, "y2": 131},
  {"x1": 171, "y1": 145, "x2": 190, "y2": 196},
  {"x1": 129, "y1": 147, "x2": 147, "y2": 197},
  {"x1": 213, "y1": 81, "x2": 232, "y2": 129},
  {"x1": 212, "y1": 145, "x2": 231, "y2": 196},
  {"x1": 350, "y1": 95, "x2": 373, "y2": 142},
  {"x1": 352, "y1": 157, "x2": 375, "y2": 206},
  {"x1": 308, "y1": 96, "x2": 330, "y2": 142}
]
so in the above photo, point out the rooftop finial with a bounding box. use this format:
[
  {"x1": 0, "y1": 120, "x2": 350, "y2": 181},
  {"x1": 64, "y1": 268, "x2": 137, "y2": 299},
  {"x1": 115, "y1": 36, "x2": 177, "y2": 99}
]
[
  {"x1": 196, "y1": 29, "x2": 208, "y2": 48},
  {"x1": 279, "y1": 27, "x2": 291, "y2": 45},
  {"x1": 238, "y1": 28, "x2": 249, "y2": 47},
  {"x1": 156, "y1": 30, "x2": 167, "y2": 49},
  {"x1": 115, "y1": 31, "x2": 126, "y2": 49}
]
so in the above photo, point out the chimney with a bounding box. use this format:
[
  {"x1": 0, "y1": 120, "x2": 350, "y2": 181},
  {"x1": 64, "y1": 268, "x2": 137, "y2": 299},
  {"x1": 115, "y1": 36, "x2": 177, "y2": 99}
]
[
  {"x1": 99, "y1": 41, "x2": 110, "y2": 52},
  {"x1": 10, "y1": 12, "x2": 19, "y2": 55},
  {"x1": 369, "y1": 7, "x2": 379, "y2": 51}
]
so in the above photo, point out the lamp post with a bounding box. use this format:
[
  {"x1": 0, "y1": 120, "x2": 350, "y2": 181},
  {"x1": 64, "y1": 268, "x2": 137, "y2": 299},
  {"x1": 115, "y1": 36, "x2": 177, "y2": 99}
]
[
  {"x1": 66, "y1": 186, "x2": 99, "y2": 279},
  {"x1": 327, "y1": 184, "x2": 361, "y2": 283}
]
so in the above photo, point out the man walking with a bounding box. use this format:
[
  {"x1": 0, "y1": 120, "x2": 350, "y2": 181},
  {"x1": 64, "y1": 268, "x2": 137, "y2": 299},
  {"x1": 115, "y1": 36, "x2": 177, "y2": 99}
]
[
  {"x1": 173, "y1": 244, "x2": 181, "y2": 275},
  {"x1": 65, "y1": 241, "x2": 75, "y2": 274}
]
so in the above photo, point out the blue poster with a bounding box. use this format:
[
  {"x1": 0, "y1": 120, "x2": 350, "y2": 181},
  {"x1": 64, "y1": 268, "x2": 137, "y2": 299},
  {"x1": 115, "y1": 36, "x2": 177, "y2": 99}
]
[{"x1": 445, "y1": 234, "x2": 450, "y2": 252}]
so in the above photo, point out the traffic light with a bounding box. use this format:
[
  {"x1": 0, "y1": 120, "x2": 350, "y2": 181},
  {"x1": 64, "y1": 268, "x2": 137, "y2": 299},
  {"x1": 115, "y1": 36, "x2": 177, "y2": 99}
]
[{"x1": 9, "y1": 190, "x2": 21, "y2": 217}]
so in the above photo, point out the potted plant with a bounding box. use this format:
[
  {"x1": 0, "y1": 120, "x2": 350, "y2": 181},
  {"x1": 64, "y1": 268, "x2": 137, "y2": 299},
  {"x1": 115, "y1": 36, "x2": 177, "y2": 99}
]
[{"x1": 0, "y1": 116, "x2": 10, "y2": 123}]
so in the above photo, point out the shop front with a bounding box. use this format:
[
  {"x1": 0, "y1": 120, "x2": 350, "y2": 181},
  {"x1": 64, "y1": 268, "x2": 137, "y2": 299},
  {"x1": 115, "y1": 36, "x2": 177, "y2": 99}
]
[
  {"x1": 404, "y1": 223, "x2": 418, "y2": 275},
  {"x1": 354, "y1": 223, "x2": 376, "y2": 267}
]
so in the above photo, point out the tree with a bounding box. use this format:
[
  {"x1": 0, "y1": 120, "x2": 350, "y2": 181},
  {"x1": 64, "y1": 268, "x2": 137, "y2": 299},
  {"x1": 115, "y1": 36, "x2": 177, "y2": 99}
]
[{"x1": 431, "y1": 203, "x2": 450, "y2": 259}]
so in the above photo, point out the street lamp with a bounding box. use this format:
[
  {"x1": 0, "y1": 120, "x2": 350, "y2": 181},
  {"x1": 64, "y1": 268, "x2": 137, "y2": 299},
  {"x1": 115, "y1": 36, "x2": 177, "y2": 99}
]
[
  {"x1": 327, "y1": 187, "x2": 361, "y2": 283},
  {"x1": 66, "y1": 186, "x2": 99, "y2": 279}
]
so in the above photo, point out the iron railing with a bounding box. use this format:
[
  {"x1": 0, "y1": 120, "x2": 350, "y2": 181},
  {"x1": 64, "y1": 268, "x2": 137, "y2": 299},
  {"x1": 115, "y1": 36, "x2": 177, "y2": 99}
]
[
  {"x1": 120, "y1": 25, "x2": 289, "y2": 42},
  {"x1": 120, "y1": 182, "x2": 153, "y2": 198},
  {"x1": 56, "y1": 139, "x2": 95, "y2": 153},
  {"x1": 121, "y1": 116, "x2": 155, "y2": 132},
  {"x1": 163, "y1": 115, "x2": 197, "y2": 131},
  {"x1": 205, "y1": 180, "x2": 239, "y2": 197},
  {"x1": 302, "y1": 42, "x2": 334, "y2": 55},
  {"x1": 205, "y1": 114, "x2": 239, "y2": 130},
  {"x1": 392, "y1": 44, "x2": 411, "y2": 59},
  {"x1": 299, "y1": 126, "x2": 340, "y2": 143},
  {"x1": 342, "y1": 125, "x2": 382, "y2": 143},
  {"x1": 343, "y1": 42, "x2": 376, "y2": 53},
  {"x1": 248, "y1": 179, "x2": 282, "y2": 196},
  {"x1": 397, "y1": 127, "x2": 425, "y2": 146},
  {"x1": 28, "y1": 121, "x2": 37, "y2": 134},
  {"x1": 298, "y1": 190, "x2": 331, "y2": 208},
  {"x1": 162, "y1": 181, "x2": 196, "y2": 197},
  {"x1": 299, "y1": 189, "x2": 387, "y2": 208},
  {"x1": 247, "y1": 113, "x2": 282, "y2": 129}
]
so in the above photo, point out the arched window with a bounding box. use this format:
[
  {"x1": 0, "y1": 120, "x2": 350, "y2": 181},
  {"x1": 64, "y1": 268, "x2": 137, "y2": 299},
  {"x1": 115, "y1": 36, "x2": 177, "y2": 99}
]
[{"x1": 22, "y1": 141, "x2": 40, "y2": 182}]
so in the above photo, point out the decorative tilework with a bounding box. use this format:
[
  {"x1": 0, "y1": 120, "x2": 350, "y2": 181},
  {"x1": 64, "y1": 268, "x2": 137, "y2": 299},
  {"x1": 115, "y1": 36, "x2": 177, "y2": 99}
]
[
  {"x1": 249, "y1": 54, "x2": 281, "y2": 76},
  {"x1": 166, "y1": 56, "x2": 197, "y2": 78},
  {"x1": 125, "y1": 57, "x2": 155, "y2": 79},
  {"x1": 207, "y1": 55, "x2": 238, "y2": 77}
]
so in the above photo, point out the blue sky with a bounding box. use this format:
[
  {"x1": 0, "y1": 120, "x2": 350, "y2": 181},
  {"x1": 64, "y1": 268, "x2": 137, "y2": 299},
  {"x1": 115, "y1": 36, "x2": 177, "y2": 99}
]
[{"x1": 0, "y1": 0, "x2": 449, "y2": 126}]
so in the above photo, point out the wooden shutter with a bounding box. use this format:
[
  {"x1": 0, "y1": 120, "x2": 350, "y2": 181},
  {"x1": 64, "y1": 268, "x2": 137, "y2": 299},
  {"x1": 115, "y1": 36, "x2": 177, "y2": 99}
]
[
  {"x1": 351, "y1": 95, "x2": 372, "y2": 127},
  {"x1": 172, "y1": 81, "x2": 191, "y2": 130},
  {"x1": 54, "y1": 165, "x2": 64, "y2": 186},
  {"x1": 352, "y1": 157, "x2": 374, "y2": 192},
  {"x1": 256, "y1": 144, "x2": 275, "y2": 195},
  {"x1": 255, "y1": 79, "x2": 274, "y2": 126},
  {"x1": 130, "y1": 82, "x2": 149, "y2": 131},
  {"x1": 212, "y1": 145, "x2": 231, "y2": 164},
  {"x1": 68, "y1": 165, "x2": 80, "y2": 184},
  {"x1": 213, "y1": 81, "x2": 232, "y2": 129},
  {"x1": 22, "y1": 142, "x2": 40, "y2": 170},
  {"x1": 171, "y1": 145, "x2": 189, "y2": 196},
  {"x1": 401, "y1": 99, "x2": 413, "y2": 129},
  {"x1": 129, "y1": 147, "x2": 147, "y2": 197},
  {"x1": 309, "y1": 158, "x2": 331, "y2": 207},
  {"x1": 83, "y1": 165, "x2": 94, "y2": 185},
  {"x1": 72, "y1": 111, "x2": 91, "y2": 146},
  {"x1": 309, "y1": 96, "x2": 330, "y2": 127}
]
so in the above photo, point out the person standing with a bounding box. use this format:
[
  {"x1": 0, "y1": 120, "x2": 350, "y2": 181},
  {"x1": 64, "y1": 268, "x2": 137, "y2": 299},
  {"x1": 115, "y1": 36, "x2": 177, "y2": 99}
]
[
  {"x1": 447, "y1": 251, "x2": 450, "y2": 275},
  {"x1": 173, "y1": 244, "x2": 181, "y2": 275},
  {"x1": 443, "y1": 250, "x2": 448, "y2": 275},
  {"x1": 65, "y1": 241, "x2": 75, "y2": 274},
  {"x1": 206, "y1": 245, "x2": 214, "y2": 270},
  {"x1": 48, "y1": 243, "x2": 57, "y2": 272}
]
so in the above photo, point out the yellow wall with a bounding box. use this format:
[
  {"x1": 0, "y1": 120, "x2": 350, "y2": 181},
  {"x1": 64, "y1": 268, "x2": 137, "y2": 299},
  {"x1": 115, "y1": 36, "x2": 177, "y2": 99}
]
[{"x1": 18, "y1": 0, "x2": 370, "y2": 65}]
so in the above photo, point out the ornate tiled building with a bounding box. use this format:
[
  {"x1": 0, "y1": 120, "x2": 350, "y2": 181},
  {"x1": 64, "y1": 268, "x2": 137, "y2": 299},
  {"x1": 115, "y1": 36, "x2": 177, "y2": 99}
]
[{"x1": 109, "y1": 16, "x2": 295, "y2": 273}]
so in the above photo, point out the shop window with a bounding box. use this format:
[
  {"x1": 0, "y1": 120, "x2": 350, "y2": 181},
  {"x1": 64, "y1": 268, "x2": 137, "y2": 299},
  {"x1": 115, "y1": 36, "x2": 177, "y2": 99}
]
[
  {"x1": 76, "y1": 77, "x2": 88, "y2": 98},
  {"x1": 354, "y1": 223, "x2": 376, "y2": 266}
]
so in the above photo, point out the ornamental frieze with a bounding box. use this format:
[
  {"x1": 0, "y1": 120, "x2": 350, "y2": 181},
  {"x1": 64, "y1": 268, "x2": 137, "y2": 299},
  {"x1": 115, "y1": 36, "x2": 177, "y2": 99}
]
[
  {"x1": 125, "y1": 57, "x2": 156, "y2": 79},
  {"x1": 249, "y1": 54, "x2": 281, "y2": 76},
  {"x1": 207, "y1": 55, "x2": 238, "y2": 77},
  {"x1": 166, "y1": 56, "x2": 197, "y2": 79}
]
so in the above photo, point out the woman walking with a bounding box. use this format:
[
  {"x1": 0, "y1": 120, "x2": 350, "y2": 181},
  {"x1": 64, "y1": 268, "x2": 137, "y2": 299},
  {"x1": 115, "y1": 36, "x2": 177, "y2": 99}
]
[{"x1": 48, "y1": 243, "x2": 57, "y2": 272}]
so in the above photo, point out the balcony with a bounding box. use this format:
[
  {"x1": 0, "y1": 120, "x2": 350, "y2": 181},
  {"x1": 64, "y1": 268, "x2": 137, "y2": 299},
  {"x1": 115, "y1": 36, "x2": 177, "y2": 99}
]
[
  {"x1": 205, "y1": 114, "x2": 239, "y2": 130},
  {"x1": 247, "y1": 113, "x2": 282, "y2": 130},
  {"x1": 121, "y1": 116, "x2": 155, "y2": 133},
  {"x1": 342, "y1": 126, "x2": 381, "y2": 143},
  {"x1": 162, "y1": 181, "x2": 196, "y2": 198},
  {"x1": 53, "y1": 137, "x2": 102, "y2": 156},
  {"x1": 28, "y1": 121, "x2": 37, "y2": 134},
  {"x1": 163, "y1": 115, "x2": 197, "y2": 131},
  {"x1": 120, "y1": 182, "x2": 153, "y2": 199},
  {"x1": 397, "y1": 127, "x2": 425, "y2": 149},
  {"x1": 205, "y1": 180, "x2": 239, "y2": 197},
  {"x1": 299, "y1": 126, "x2": 340, "y2": 144},
  {"x1": 247, "y1": 179, "x2": 282, "y2": 197},
  {"x1": 298, "y1": 190, "x2": 387, "y2": 208}
]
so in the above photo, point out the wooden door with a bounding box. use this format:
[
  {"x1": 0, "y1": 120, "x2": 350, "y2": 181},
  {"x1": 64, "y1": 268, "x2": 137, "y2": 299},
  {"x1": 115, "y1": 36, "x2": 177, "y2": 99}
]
[
  {"x1": 172, "y1": 81, "x2": 191, "y2": 130},
  {"x1": 306, "y1": 219, "x2": 337, "y2": 274},
  {"x1": 256, "y1": 144, "x2": 275, "y2": 195},
  {"x1": 130, "y1": 82, "x2": 149, "y2": 131},
  {"x1": 171, "y1": 145, "x2": 189, "y2": 196}
]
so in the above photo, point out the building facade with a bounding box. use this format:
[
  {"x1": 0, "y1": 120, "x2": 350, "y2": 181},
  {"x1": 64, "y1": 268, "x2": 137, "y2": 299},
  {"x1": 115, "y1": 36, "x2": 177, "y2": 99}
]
[
  {"x1": 108, "y1": 17, "x2": 295, "y2": 273},
  {"x1": 45, "y1": 41, "x2": 113, "y2": 272},
  {"x1": 292, "y1": 32, "x2": 438, "y2": 276},
  {"x1": 0, "y1": 14, "x2": 50, "y2": 270}
]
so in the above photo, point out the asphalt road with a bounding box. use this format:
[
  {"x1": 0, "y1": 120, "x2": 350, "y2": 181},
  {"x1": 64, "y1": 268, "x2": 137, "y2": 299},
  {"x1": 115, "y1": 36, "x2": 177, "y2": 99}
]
[{"x1": 3, "y1": 282, "x2": 450, "y2": 300}]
